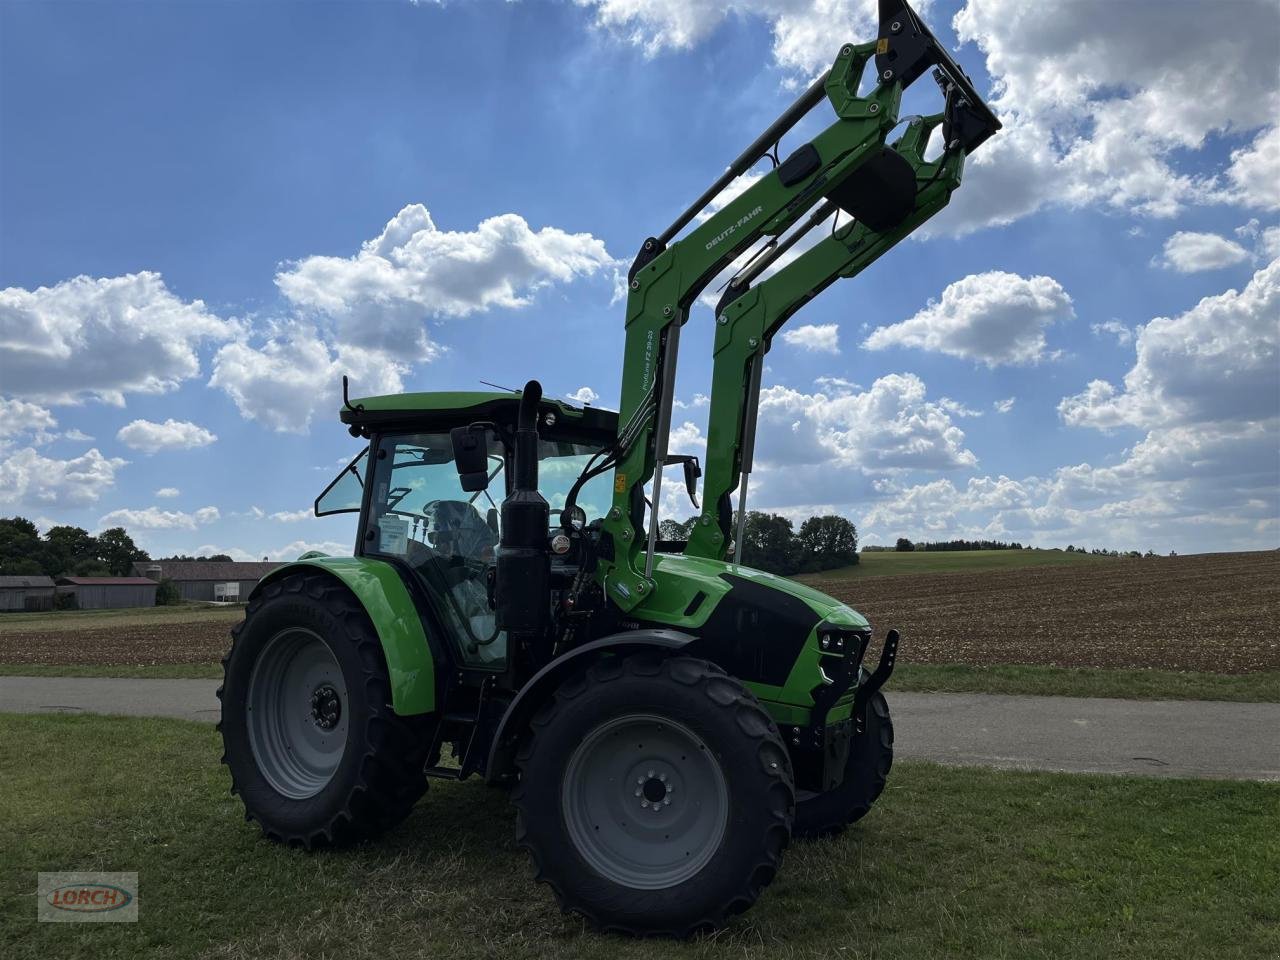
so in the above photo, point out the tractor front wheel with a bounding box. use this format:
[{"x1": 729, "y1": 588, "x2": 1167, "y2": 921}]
[
  {"x1": 513, "y1": 654, "x2": 794, "y2": 936},
  {"x1": 793, "y1": 690, "x2": 894, "y2": 838},
  {"x1": 218, "y1": 572, "x2": 433, "y2": 847}
]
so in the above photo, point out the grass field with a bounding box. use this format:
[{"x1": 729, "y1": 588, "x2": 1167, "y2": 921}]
[
  {"x1": 802, "y1": 548, "x2": 1111, "y2": 579},
  {"x1": 2, "y1": 714, "x2": 1277, "y2": 960}
]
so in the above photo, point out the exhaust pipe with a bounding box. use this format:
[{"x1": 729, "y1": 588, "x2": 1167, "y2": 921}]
[{"x1": 494, "y1": 381, "x2": 550, "y2": 646}]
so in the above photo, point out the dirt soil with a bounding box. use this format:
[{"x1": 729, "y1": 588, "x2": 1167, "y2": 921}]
[
  {"x1": 807, "y1": 551, "x2": 1280, "y2": 674},
  {"x1": 0, "y1": 608, "x2": 241, "y2": 667},
  {"x1": 2, "y1": 552, "x2": 1276, "y2": 674}
]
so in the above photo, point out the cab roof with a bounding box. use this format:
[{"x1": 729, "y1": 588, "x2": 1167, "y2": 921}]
[{"x1": 340, "y1": 390, "x2": 619, "y2": 443}]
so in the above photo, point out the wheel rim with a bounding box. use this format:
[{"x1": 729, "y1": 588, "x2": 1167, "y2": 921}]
[
  {"x1": 246, "y1": 627, "x2": 348, "y2": 799},
  {"x1": 561, "y1": 713, "x2": 729, "y2": 890}
]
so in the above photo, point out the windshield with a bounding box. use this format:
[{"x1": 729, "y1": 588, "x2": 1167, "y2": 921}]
[{"x1": 538, "y1": 439, "x2": 612, "y2": 524}]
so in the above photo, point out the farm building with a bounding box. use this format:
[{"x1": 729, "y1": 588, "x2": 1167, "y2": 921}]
[
  {"x1": 56, "y1": 577, "x2": 158, "y2": 610},
  {"x1": 0, "y1": 575, "x2": 56, "y2": 612},
  {"x1": 131, "y1": 560, "x2": 283, "y2": 602}
]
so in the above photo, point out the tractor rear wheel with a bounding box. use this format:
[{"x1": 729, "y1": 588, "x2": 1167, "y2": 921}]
[
  {"x1": 218, "y1": 572, "x2": 433, "y2": 847},
  {"x1": 793, "y1": 690, "x2": 893, "y2": 838},
  {"x1": 513, "y1": 654, "x2": 794, "y2": 936}
]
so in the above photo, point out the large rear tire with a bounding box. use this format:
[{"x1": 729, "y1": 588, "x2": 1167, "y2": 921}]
[
  {"x1": 513, "y1": 654, "x2": 794, "y2": 936},
  {"x1": 792, "y1": 691, "x2": 893, "y2": 839},
  {"x1": 218, "y1": 572, "x2": 434, "y2": 847}
]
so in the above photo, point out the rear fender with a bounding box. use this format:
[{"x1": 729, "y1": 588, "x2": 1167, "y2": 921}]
[
  {"x1": 485, "y1": 629, "x2": 694, "y2": 783},
  {"x1": 252, "y1": 557, "x2": 435, "y2": 716}
]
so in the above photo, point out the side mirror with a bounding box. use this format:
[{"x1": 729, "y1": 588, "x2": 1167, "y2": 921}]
[{"x1": 450, "y1": 424, "x2": 491, "y2": 492}]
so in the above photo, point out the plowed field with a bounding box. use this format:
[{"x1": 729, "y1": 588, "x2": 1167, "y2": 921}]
[
  {"x1": 2, "y1": 552, "x2": 1276, "y2": 673},
  {"x1": 807, "y1": 551, "x2": 1279, "y2": 673}
]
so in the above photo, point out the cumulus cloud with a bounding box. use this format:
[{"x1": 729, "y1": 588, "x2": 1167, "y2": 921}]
[
  {"x1": 116, "y1": 418, "x2": 217, "y2": 454},
  {"x1": 933, "y1": 0, "x2": 1280, "y2": 233},
  {"x1": 98, "y1": 505, "x2": 220, "y2": 531},
  {"x1": 210, "y1": 323, "x2": 406, "y2": 433},
  {"x1": 0, "y1": 272, "x2": 237, "y2": 404},
  {"x1": 0, "y1": 447, "x2": 126, "y2": 508},
  {"x1": 566, "y1": 386, "x2": 600, "y2": 404},
  {"x1": 0, "y1": 398, "x2": 58, "y2": 442},
  {"x1": 863, "y1": 272, "x2": 1073, "y2": 366},
  {"x1": 275, "y1": 204, "x2": 613, "y2": 359},
  {"x1": 781, "y1": 323, "x2": 840, "y2": 353},
  {"x1": 1060, "y1": 260, "x2": 1279, "y2": 431},
  {"x1": 155, "y1": 487, "x2": 180, "y2": 498},
  {"x1": 1226, "y1": 125, "x2": 1280, "y2": 212},
  {"x1": 754, "y1": 373, "x2": 977, "y2": 476},
  {"x1": 993, "y1": 397, "x2": 1015, "y2": 414},
  {"x1": 1157, "y1": 231, "x2": 1251, "y2": 273}
]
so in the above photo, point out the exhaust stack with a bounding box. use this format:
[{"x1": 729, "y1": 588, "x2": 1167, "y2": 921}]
[{"x1": 494, "y1": 381, "x2": 550, "y2": 647}]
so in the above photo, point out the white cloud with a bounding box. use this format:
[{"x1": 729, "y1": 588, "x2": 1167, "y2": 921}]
[
  {"x1": 98, "y1": 505, "x2": 220, "y2": 531},
  {"x1": 781, "y1": 323, "x2": 839, "y2": 354},
  {"x1": 275, "y1": 204, "x2": 613, "y2": 359},
  {"x1": 574, "y1": 0, "x2": 889, "y2": 75},
  {"x1": 863, "y1": 272, "x2": 1073, "y2": 367},
  {"x1": 753, "y1": 373, "x2": 977, "y2": 477},
  {"x1": 1060, "y1": 260, "x2": 1279, "y2": 431},
  {"x1": 210, "y1": 323, "x2": 406, "y2": 433},
  {"x1": 1157, "y1": 231, "x2": 1251, "y2": 273},
  {"x1": 0, "y1": 447, "x2": 126, "y2": 508},
  {"x1": 116, "y1": 418, "x2": 217, "y2": 454},
  {"x1": 269, "y1": 509, "x2": 314, "y2": 522},
  {"x1": 155, "y1": 487, "x2": 180, "y2": 498},
  {"x1": 0, "y1": 398, "x2": 58, "y2": 441},
  {"x1": 993, "y1": 397, "x2": 1015, "y2": 414},
  {"x1": 1263, "y1": 227, "x2": 1280, "y2": 261},
  {"x1": 1226, "y1": 125, "x2": 1280, "y2": 212},
  {"x1": 939, "y1": 398, "x2": 982, "y2": 418},
  {"x1": 1090, "y1": 320, "x2": 1134, "y2": 346},
  {"x1": 61, "y1": 429, "x2": 94, "y2": 442},
  {"x1": 0, "y1": 272, "x2": 237, "y2": 404},
  {"x1": 933, "y1": 1, "x2": 1280, "y2": 234},
  {"x1": 566, "y1": 386, "x2": 599, "y2": 404}
]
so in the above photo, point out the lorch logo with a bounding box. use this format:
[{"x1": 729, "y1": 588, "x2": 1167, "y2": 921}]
[{"x1": 38, "y1": 872, "x2": 138, "y2": 922}]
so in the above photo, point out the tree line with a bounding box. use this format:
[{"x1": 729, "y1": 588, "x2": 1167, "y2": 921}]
[
  {"x1": 660, "y1": 512, "x2": 858, "y2": 576},
  {"x1": 0, "y1": 516, "x2": 234, "y2": 578}
]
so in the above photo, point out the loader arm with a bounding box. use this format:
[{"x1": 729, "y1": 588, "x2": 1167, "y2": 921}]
[
  {"x1": 589, "y1": 0, "x2": 999, "y2": 610},
  {"x1": 685, "y1": 113, "x2": 965, "y2": 561}
]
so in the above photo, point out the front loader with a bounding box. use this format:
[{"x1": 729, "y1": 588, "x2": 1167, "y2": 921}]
[{"x1": 218, "y1": 0, "x2": 999, "y2": 936}]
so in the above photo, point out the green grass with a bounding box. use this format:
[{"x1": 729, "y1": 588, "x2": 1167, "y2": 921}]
[
  {"x1": 892, "y1": 663, "x2": 1280, "y2": 702},
  {"x1": 803, "y1": 548, "x2": 1110, "y2": 580},
  {"x1": 0, "y1": 604, "x2": 242, "y2": 635},
  {"x1": 2, "y1": 714, "x2": 1276, "y2": 960}
]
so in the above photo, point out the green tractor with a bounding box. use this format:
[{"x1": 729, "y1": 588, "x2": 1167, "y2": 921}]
[{"x1": 218, "y1": 0, "x2": 998, "y2": 935}]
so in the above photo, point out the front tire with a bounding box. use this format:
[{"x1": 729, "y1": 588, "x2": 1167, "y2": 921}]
[
  {"x1": 513, "y1": 654, "x2": 794, "y2": 936},
  {"x1": 218, "y1": 572, "x2": 434, "y2": 847},
  {"x1": 793, "y1": 690, "x2": 893, "y2": 839}
]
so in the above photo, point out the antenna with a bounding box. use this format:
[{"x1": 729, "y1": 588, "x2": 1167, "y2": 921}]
[{"x1": 479, "y1": 379, "x2": 520, "y2": 393}]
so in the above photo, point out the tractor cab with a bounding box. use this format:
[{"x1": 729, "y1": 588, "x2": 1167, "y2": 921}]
[{"x1": 317, "y1": 389, "x2": 618, "y2": 673}]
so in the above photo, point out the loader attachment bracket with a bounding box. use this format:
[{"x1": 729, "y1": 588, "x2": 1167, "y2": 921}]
[{"x1": 876, "y1": 0, "x2": 1000, "y2": 151}]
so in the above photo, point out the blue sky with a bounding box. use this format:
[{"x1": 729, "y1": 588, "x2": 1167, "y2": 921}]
[{"x1": 2, "y1": 0, "x2": 1277, "y2": 559}]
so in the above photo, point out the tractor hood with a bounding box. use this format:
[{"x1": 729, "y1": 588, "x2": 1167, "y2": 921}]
[{"x1": 633, "y1": 552, "x2": 869, "y2": 709}]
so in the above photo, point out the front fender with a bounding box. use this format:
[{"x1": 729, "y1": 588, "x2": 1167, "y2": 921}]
[
  {"x1": 485, "y1": 629, "x2": 694, "y2": 784},
  {"x1": 253, "y1": 556, "x2": 435, "y2": 716}
]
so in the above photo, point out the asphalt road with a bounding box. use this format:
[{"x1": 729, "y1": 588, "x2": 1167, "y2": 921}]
[{"x1": 1, "y1": 676, "x2": 1277, "y2": 781}]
